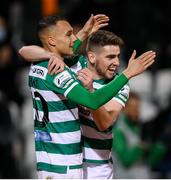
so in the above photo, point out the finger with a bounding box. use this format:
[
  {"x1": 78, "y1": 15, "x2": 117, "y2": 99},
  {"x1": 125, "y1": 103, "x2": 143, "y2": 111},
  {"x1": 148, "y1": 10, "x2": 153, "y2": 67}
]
[
  {"x1": 87, "y1": 14, "x2": 94, "y2": 23},
  {"x1": 94, "y1": 14, "x2": 109, "y2": 20},
  {"x1": 48, "y1": 57, "x2": 53, "y2": 69},
  {"x1": 48, "y1": 56, "x2": 55, "y2": 70},
  {"x1": 144, "y1": 59, "x2": 155, "y2": 69},
  {"x1": 95, "y1": 17, "x2": 109, "y2": 22},
  {"x1": 77, "y1": 72, "x2": 87, "y2": 79},
  {"x1": 140, "y1": 52, "x2": 156, "y2": 63},
  {"x1": 77, "y1": 75, "x2": 86, "y2": 84},
  {"x1": 95, "y1": 23, "x2": 109, "y2": 30},
  {"x1": 78, "y1": 69, "x2": 91, "y2": 77},
  {"x1": 78, "y1": 68, "x2": 89, "y2": 74},
  {"x1": 129, "y1": 50, "x2": 136, "y2": 61},
  {"x1": 48, "y1": 58, "x2": 57, "y2": 74},
  {"x1": 143, "y1": 54, "x2": 156, "y2": 66},
  {"x1": 95, "y1": 18, "x2": 109, "y2": 23},
  {"x1": 137, "y1": 51, "x2": 154, "y2": 61},
  {"x1": 50, "y1": 65, "x2": 64, "y2": 75}
]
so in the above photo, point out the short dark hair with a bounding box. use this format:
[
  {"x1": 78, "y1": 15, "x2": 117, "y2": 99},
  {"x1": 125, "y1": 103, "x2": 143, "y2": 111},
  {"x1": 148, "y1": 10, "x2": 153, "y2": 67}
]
[
  {"x1": 86, "y1": 30, "x2": 124, "y2": 52},
  {"x1": 37, "y1": 14, "x2": 66, "y2": 34}
]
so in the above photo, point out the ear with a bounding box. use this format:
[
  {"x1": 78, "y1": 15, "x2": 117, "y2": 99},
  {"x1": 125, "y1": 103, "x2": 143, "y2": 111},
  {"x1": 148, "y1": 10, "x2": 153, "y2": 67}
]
[
  {"x1": 48, "y1": 36, "x2": 56, "y2": 46},
  {"x1": 87, "y1": 51, "x2": 96, "y2": 64}
]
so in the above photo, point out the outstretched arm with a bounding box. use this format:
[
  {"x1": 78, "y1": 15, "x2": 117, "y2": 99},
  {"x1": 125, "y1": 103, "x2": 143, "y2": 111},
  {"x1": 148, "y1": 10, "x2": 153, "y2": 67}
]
[
  {"x1": 18, "y1": 45, "x2": 53, "y2": 61},
  {"x1": 66, "y1": 50, "x2": 155, "y2": 109}
]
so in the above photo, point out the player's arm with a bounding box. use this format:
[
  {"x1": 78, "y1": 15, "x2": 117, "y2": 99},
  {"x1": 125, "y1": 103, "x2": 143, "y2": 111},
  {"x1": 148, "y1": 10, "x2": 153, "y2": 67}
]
[
  {"x1": 73, "y1": 14, "x2": 109, "y2": 54},
  {"x1": 67, "y1": 50, "x2": 155, "y2": 107},
  {"x1": 90, "y1": 101, "x2": 123, "y2": 131},
  {"x1": 48, "y1": 50, "x2": 155, "y2": 110},
  {"x1": 18, "y1": 45, "x2": 54, "y2": 61},
  {"x1": 76, "y1": 14, "x2": 109, "y2": 42},
  {"x1": 90, "y1": 84, "x2": 129, "y2": 131},
  {"x1": 50, "y1": 68, "x2": 128, "y2": 110},
  {"x1": 18, "y1": 14, "x2": 109, "y2": 61},
  {"x1": 77, "y1": 68, "x2": 129, "y2": 131}
]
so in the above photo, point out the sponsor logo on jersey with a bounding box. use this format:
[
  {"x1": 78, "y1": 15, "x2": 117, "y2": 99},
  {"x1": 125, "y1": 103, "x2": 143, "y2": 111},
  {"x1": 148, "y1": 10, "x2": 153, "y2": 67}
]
[
  {"x1": 30, "y1": 65, "x2": 48, "y2": 79},
  {"x1": 34, "y1": 130, "x2": 52, "y2": 142},
  {"x1": 54, "y1": 70, "x2": 73, "y2": 88}
]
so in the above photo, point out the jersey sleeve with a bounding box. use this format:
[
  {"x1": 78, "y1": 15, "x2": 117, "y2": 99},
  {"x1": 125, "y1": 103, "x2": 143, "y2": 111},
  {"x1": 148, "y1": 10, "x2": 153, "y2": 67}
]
[
  {"x1": 45, "y1": 68, "x2": 128, "y2": 110},
  {"x1": 45, "y1": 68, "x2": 79, "y2": 96},
  {"x1": 67, "y1": 73, "x2": 128, "y2": 110},
  {"x1": 113, "y1": 83, "x2": 130, "y2": 107},
  {"x1": 73, "y1": 38, "x2": 82, "y2": 54}
]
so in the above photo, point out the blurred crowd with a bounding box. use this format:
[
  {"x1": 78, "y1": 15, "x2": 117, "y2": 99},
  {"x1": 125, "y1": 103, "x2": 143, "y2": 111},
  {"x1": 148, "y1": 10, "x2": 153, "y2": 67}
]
[{"x1": 0, "y1": 0, "x2": 170, "y2": 178}]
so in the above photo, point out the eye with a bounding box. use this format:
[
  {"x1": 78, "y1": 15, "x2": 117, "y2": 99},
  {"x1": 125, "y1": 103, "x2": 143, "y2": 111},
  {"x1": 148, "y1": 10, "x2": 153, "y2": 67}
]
[{"x1": 66, "y1": 31, "x2": 72, "y2": 37}]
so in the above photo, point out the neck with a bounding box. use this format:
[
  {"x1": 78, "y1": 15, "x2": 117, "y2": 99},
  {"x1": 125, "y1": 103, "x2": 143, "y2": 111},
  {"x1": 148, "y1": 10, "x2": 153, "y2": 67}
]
[{"x1": 43, "y1": 43, "x2": 63, "y2": 60}]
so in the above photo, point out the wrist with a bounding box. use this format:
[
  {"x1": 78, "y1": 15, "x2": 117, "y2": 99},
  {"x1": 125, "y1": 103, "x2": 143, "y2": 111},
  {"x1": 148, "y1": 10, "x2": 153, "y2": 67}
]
[
  {"x1": 76, "y1": 29, "x2": 89, "y2": 42},
  {"x1": 122, "y1": 69, "x2": 132, "y2": 79}
]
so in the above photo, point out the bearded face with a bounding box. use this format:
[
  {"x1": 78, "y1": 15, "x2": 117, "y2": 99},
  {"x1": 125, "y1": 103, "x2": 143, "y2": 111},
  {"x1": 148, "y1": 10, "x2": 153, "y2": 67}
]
[{"x1": 93, "y1": 45, "x2": 120, "y2": 79}]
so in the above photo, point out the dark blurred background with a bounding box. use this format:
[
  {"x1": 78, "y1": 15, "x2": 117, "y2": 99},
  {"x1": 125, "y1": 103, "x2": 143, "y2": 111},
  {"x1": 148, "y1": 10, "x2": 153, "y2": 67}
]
[{"x1": 0, "y1": 0, "x2": 170, "y2": 178}]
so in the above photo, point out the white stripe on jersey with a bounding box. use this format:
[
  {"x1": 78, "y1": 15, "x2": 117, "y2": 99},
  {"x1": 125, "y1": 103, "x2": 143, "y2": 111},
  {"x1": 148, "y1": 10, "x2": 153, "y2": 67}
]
[
  {"x1": 36, "y1": 130, "x2": 81, "y2": 144},
  {"x1": 113, "y1": 97, "x2": 125, "y2": 107},
  {"x1": 64, "y1": 82, "x2": 78, "y2": 97},
  {"x1": 81, "y1": 125, "x2": 112, "y2": 140},
  {"x1": 93, "y1": 81, "x2": 104, "y2": 89},
  {"x1": 31, "y1": 88, "x2": 66, "y2": 102},
  {"x1": 36, "y1": 151, "x2": 82, "y2": 166},
  {"x1": 33, "y1": 108, "x2": 79, "y2": 123},
  {"x1": 83, "y1": 147, "x2": 111, "y2": 161}
]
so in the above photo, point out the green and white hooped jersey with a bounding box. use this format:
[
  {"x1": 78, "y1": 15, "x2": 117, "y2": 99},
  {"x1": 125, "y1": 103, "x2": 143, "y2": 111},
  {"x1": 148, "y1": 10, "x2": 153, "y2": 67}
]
[
  {"x1": 69, "y1": 56, "x2": 130, "y2": 165},
  {"x1": 29, "y1": 60, "x2": 82, "y2": 174},
  {"x1": 79, "y1": 77, "x2": 130, "y2": 165}
]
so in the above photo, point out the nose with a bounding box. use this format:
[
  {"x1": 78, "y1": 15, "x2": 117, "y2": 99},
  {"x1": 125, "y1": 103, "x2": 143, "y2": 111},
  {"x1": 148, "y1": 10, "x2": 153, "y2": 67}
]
[
  {"x1": 71, "y1": 34, "x2": 77, "y2": 44},
  {"x1": 113, "y1": 57, "x2": 120, "y2": 66}
]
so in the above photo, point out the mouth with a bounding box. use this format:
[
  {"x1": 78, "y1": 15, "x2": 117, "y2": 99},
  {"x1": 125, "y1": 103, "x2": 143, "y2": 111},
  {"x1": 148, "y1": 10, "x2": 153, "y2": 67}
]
[
  {"x1": 108, "y1": 68, "x2": 116, "y2": 73},
  {"x1": 107, "y1": 68, "x2": 117, "y2": 76}
]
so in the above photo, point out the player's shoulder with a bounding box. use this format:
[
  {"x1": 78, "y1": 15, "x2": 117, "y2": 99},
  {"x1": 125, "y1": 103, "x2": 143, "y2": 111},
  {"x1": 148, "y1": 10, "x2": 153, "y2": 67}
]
[
  {"x1": 29, "y1": 60, "x2": 48, "y2": 80},
  {"x1": 52, "y1": 67, "x2": 77, "y2": 89}
]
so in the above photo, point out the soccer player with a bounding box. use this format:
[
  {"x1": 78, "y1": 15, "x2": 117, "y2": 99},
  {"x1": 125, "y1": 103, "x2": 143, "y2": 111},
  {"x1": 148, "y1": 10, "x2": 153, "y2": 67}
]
[
  {"x1": 19, "y1": 15, "x2": 156, "y2": 179},
  {"x1": 76, "y1": 30, "x2": 129, "y2": 179}
]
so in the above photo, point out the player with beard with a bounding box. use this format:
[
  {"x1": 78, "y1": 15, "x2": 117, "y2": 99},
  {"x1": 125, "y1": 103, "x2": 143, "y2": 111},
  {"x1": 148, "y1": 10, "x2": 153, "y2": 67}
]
[{"x1": 19, "y1": 23, "x2": 156, "y2": 179}]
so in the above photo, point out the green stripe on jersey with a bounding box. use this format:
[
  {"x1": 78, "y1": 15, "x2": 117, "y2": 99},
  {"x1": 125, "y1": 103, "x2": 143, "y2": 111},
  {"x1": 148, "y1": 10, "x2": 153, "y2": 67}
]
[
  {"x1": 36, "y1": 141, "x2": 82, "y2": 155},
  {"x1": 80, "y1": 116, "x2": 112, "y2": 133},
  {"x1": 37, "y1": 162, "x2": 82, "y2": 174},
  {"x1": 29, "y1": 76, "x2": 50, "y2": 90},
  {"x1": 83, "y1": 159, "x2": 109, "y2": 164},
  {"x1": 83, "y1": 137, "x2": 112, "y2": 150},
  {"x1": 34, "y1": 120, "x2": 80, "y2": 133}
]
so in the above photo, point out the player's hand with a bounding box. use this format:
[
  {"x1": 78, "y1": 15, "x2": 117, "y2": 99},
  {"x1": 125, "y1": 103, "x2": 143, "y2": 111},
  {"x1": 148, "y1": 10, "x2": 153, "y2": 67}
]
[
  {"x1": 123, "y1": 50, "x2": 156, "y2": 79},
  {"x1": 77, "y1": 68, "x2": 94, "y2": 92},
  {"x1": 91, "y1": 14, "x2": 109, "y2": 34},
  {"x1": 48, "y1": 55, "x2": 66, "y2": 75},
  {"x1": 78, "y1": 14, "x2": 109, "y2": 40}
]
